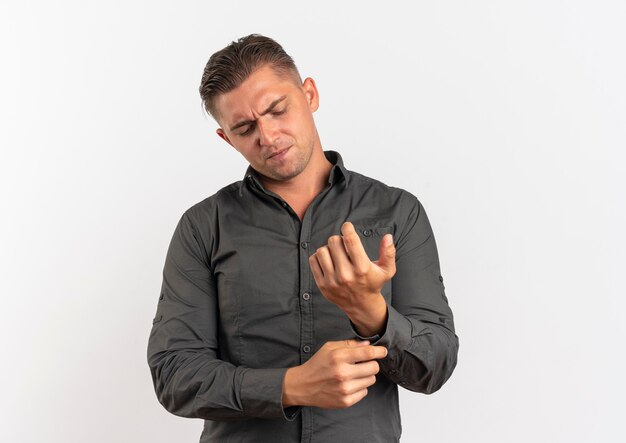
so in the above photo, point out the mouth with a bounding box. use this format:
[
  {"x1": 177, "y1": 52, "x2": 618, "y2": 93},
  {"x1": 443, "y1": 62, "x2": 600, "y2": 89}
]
[{"x1": 268, "y1": 146, "x2": 291, "y2": 160}]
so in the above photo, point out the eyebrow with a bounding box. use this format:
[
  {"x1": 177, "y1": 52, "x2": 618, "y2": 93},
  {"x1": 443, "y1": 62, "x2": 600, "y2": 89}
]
[{"x1": 229, "y1": 95, "x2": 287, "y2": 132}]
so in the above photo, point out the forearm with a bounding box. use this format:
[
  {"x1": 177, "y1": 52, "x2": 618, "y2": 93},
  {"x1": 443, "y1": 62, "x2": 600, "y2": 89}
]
[
  {"x1": 148, "y1": 346, "x2": 294, "y2": 420},
  {"x1": 371, "y1": 304, "x2": 459, "y2": 394}
]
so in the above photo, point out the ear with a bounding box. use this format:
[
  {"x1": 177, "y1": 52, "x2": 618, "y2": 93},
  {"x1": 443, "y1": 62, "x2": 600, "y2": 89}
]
[
  {"x1": 302, "y1": 77, "x2": 320, "y2": 113},
  {"x1": 216, "y1": 128, "x2": 234, "y2": 147}
]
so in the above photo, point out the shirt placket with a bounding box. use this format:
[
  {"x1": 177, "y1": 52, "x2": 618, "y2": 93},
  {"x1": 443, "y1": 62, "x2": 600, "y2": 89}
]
[
  {"x1": 248, "y1": 173, "x2": 335, "y2": 443},
  {"x1": 297, "y1": 201, "x2": 315, "y2": 443}
]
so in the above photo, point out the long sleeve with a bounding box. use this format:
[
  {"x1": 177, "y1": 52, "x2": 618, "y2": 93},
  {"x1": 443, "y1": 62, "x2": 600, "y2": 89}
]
[
  {"x1": 354, "y1": 193, "x2": 459, "y2": 394},
  {"x1": 146, "y1": 211, "x2": 298, "y2": 421}
]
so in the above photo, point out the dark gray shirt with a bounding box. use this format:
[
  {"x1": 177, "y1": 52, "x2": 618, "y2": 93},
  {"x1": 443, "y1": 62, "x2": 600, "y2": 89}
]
[{"x1": 147, "y1": 150, "x2": 458, "y2": 443}]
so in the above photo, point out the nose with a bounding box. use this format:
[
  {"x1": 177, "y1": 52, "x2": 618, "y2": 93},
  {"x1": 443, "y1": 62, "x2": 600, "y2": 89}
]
[{"x1": 256, "y1": 116, "x2": 279, "y2": 148}]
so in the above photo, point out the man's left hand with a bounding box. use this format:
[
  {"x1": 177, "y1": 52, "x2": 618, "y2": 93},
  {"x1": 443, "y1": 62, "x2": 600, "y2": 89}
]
[{"x1": 308, "y1": 221, "x2": 396, "y2": 336}]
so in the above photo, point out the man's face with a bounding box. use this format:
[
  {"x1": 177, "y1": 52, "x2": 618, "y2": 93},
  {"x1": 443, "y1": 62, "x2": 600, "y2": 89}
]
[{"x1": 214, "y1": 64, "x2": 320, "y2": 182}]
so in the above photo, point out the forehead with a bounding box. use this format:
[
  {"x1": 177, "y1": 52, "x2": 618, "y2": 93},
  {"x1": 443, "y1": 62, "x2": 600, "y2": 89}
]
[{"x1": 215, "y1": 65, "x2": 301, "y2": 124}]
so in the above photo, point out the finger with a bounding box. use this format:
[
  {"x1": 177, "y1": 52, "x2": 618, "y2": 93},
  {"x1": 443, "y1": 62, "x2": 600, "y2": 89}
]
[
  {"x1": 375, "y1": 233, "x2": 396, "y2": 275},
  {"x1": 350, "y1": 360, "x2": 381, "y2": 378},
  {"x1": 331, "y1": 345, "x2": 387, "y2": 364},
  {"x1": 343, "y1": 339, "x2": 370, "y2": 347},
  {"x1": 341, "y1": 375, "x2": 377, "y2": 395},
  {"x1": 326, "y1": 235, "x2": 354, "y2": 283},
  {"x1": 323, "y1": 339, "x2": 369, "y2": 351},
  {"x1": 343, "y1": 345, "x2": 388, "y2": 364},
  {"x1": 314, "y1": 245, "x2": 336, "y2": 279},
  {"x1": 309, "y1": 252, "x2": 325, "y2": 281},
  {"x1": 340, "y1": 222, "x2": 371, "y2": 274},
  {"x1": 340, "y1": 388, "x2": 368, "y2": 408}
]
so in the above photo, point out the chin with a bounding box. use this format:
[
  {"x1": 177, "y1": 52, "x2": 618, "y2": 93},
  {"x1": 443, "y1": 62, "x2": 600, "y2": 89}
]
[{"x1": 272, "y1": 165, "x2": 303, "y2": 181}]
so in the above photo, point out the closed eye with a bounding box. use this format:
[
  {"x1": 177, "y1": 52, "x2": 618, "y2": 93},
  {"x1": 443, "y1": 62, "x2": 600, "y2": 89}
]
[
  {"x1": 238, "y1": 109, "x2": 286, "y2": 137},
  {"x1": 239, "y1": 125, "x2": 255, "y2": 136}
]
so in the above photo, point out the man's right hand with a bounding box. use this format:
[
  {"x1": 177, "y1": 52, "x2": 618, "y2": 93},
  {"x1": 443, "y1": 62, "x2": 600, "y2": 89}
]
[{"x1": 282, "y1": 339, "x2": 388, "y2": 409}]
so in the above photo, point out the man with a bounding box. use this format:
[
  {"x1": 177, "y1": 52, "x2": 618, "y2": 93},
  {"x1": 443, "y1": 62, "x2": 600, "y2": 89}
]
[{"x1": 147, "y1": 34, "x2": 458, "y2": 443}]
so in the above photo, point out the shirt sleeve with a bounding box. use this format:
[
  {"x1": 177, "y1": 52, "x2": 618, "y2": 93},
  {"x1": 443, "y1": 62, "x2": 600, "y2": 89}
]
[
  {"x1": 351, "y1": 193, "x2": 459, "y2": 394},
  {"x1": 146, "y1": 210, "x2": 301, "y2": 421}
]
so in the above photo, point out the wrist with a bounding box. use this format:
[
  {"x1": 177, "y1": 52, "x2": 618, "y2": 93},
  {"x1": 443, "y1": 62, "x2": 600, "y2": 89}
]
[
  {"x1": 282, "y1": 366, "x2": 307, "y2": 408},
  {"x1": 346, "y1": 294, "x2": 387, "y2": 337}
]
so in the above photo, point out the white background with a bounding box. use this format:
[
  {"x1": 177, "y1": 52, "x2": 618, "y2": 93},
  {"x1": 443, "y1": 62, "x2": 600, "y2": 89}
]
[{"x1": 1, "y1": 1, "x2": 624, "y2": 442}]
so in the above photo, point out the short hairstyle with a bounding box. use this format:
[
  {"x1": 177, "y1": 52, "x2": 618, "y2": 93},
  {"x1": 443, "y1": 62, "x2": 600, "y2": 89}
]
[{"x1": 199, "y1": 34, "x2": 303, "y2": 122}]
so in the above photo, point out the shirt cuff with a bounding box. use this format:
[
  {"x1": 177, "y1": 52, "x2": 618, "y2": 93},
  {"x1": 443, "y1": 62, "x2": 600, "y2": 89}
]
[
  {"x1": 240, "y1": 367, "x2": 301, "y2": 421},
  {"x1": 376, "y1": 304, "x2": 413, "y2": 351},
  {"x1": 350, "y1": 303, "x2": 412, "y2": 353}
]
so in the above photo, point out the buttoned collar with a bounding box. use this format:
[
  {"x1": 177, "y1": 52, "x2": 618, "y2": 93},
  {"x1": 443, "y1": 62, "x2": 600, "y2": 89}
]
[{"x1": 238, "y1": 149, "x2": 350, "y2": 197}]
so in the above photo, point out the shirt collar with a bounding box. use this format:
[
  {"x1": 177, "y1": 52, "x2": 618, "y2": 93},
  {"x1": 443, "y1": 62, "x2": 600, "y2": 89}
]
[{"x1": 238, "y1": 149, "x2": 350, "y2": 197}]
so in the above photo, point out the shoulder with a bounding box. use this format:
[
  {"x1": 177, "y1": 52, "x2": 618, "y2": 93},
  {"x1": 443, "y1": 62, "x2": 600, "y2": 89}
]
[
  {"x1": 168, "y1": 181, "x2": 242, "y2": 266},
  {"x1": 347, "y1": 169, "x2": 422, "y2": 212},
  {"x1": 179, "y1": 180, "x2": 242, "y2": 227}
]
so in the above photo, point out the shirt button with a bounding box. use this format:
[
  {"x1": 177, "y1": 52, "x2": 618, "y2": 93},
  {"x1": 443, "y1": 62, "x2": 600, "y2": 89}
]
[
  {"x1": 439, "y1": 275, "x2": 444, "y2": 282},
  {"x1": 302, "y1": 292, "x2": 310, "y2": 301},
  {"x1": 302, "y1": 345, "x2": 311, "y2": 353},
  {"x1": 363, "y1": 229, "x2": 372, "y2": 237},
  {"x1": 300, "y1": 241, "x2": 308, "y2": 249},
  {"x1": 159, "y1": 293, "x2": 164, "y2": 301}
]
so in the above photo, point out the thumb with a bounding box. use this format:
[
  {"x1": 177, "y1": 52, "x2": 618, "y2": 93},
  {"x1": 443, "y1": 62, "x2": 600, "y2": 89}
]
[{"x1": 377, "y1": 234, "x2": 396, "y2": 272}]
